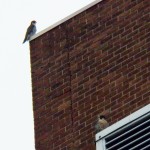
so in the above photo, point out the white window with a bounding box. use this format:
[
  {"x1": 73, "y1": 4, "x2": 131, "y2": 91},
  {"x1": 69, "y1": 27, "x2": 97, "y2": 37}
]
[{"x1": 95, "y1": 104, "x2": 150, "y2": 150}]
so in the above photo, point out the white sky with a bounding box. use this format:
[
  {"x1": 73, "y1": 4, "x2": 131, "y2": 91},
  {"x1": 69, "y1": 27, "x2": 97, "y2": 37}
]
[{"x1": 0, "y1": 0, "x2": 94, "y2": 149}]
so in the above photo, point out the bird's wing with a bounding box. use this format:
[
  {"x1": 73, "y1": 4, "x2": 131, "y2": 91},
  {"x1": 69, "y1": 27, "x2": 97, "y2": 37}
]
[
  {"x1": 27, "y1": 24, "x2": 35, "y2": 34},
  {"x1": 23, "y1": 24, "x2": 34, "y2": 43}
]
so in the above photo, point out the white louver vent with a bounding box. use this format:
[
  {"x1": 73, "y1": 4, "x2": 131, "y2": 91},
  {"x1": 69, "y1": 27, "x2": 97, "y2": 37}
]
[
  {"x1": 105, "y1": 112, "x2": 150, "y2": 150},
  {"x1": 95, "y1": 104, "x2": 150, "y2": 150}
]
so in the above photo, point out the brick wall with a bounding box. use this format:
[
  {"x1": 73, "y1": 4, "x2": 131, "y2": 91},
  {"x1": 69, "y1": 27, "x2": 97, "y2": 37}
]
[{"x1": 30, "y1": 0, "x2": 150, "y2": 149}]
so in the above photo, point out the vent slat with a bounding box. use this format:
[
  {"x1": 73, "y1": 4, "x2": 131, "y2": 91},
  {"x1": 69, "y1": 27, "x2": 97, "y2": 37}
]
[
  {"x1": 141, "y1": 143, "x2": 150, "y2": 150},
  {"x1": 105, "y1": 113, "x2": 150, "y2": 150},
  {"x1": 118, "y1": 132, "x2": 149, "y2": 150},
  {"x1": 130, "y1": 138, "x2": 150, "y2": 150},
  {"x1": 106, "y1": 119, "x2": 149, "y2": 145},
  {"x1": 107, "y1": 125, "x2": 149, "y2": 150}
]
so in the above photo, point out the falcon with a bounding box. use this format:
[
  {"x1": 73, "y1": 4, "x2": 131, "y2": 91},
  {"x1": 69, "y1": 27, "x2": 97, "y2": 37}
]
[
  {"x1": 95, "y1": 115, "x2": 109, "y2": 133},
  {"x1": 23, "y1": 20, "x2": 37, "y2": 43}
]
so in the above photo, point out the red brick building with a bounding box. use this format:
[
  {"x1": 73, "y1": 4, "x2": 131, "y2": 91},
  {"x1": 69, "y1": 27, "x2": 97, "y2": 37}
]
[{"x1": 29, "y1": 0, "x2": 150, "y2": 149}]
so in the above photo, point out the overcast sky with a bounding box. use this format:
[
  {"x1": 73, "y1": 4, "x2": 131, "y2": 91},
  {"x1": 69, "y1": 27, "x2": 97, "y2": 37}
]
[{"x1": 0, "y1": 0, "x2": 94, "y2": 149}]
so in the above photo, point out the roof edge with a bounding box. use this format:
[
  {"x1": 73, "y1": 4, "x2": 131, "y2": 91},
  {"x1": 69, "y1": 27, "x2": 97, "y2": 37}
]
[{"x1": 30, "y1": 0, "x2": 103, "y2": 41}]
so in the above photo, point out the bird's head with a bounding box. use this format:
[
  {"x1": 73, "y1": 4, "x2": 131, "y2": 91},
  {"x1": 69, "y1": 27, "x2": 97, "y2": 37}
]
[
  {"x1": 31, "y1": 20, "x2": 37, "y2": 25},
  {"x1": 99, "y1": 115, "x2": 106, "y2": 120}
]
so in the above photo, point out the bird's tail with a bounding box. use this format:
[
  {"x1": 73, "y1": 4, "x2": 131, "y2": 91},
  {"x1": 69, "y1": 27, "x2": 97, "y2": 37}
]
[
  {"x1": 23, "y1": 34, "x2": 30, "y2": 44},
  {"x1": 23, "y1": 38, "x2": 27, "y2": 44}
]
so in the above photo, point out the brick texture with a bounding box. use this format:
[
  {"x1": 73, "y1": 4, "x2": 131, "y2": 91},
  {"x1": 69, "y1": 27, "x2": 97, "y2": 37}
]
[{"x1": 30, "y1": 0, "x2": 150, "y2": 149}]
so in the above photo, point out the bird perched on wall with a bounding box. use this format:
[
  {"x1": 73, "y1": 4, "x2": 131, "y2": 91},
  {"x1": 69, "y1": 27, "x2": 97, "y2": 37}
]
[
  {"x1": 95, "y1": 115, "x2": 109, "y2": 133},
  {"x1": 23, "y1": 20, "x2": 37, "y2": 43}
]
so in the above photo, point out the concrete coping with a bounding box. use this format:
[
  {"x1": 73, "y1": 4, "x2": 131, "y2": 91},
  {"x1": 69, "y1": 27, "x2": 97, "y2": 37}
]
[{"x1": 30, "y1": 0, "x2": 103, "y2": 41}]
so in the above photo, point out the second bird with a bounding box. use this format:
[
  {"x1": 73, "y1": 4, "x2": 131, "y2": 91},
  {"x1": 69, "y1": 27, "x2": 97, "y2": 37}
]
[{"x1": 95, "y1": 115, "x2": 109, "y2": 133}]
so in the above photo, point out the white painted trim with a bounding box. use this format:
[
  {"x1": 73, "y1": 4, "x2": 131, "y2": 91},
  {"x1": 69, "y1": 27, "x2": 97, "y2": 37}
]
[
  {"x1": 30, "y1": 0, "x2": 103, "y2": 41},
  {"x1": 96, "y1": 139, "x2": 106, "y2": 150},
  {"x1": 95, "y1": 104, "x2": 150, "y2": 141}
]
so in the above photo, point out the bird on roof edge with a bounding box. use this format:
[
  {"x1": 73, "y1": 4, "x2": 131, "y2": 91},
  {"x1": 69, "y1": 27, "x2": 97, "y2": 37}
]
[
  {"x1": 95, "y1": 115, "x2": 109, "y2": 133},
  {"x1": 23, "y1": 20, "x2": 37, "y2": 44}
]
